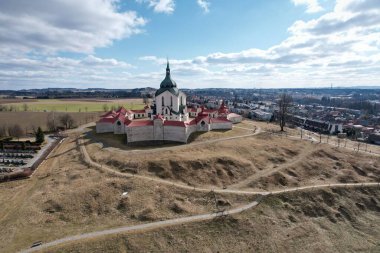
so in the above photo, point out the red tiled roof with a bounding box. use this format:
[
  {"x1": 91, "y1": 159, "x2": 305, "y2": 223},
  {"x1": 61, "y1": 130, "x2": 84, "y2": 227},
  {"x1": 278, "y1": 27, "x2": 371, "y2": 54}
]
[
  {"x1": 188, "y1": 107, "x2": 198, "y2": 112},
  {"x1": 116, "y1": 107, "x2": 127, "y2": 115},
  {"x1": 164, "y1": 119, "x2": 197, "y2": 127},
  {"x1": 98, "y1": 117, "x2": 116, "y2": 123},
  {"x1": 126, "y1": 120, "x2": 153, "y2": 127},
  {"x1": 164, "y1": 120, "x2": 186, "y2": 127},
  {"x1": 98, "y1": 111, "x2": 125, "y2": 124},
  {"x1": 124, "y1": 119, "x2": 132, "y2": 125},
  {"x1": 153, "y1": 114, "x2": 164, "y2": 120},
  {"x1": 187, "y1": 119, "x2": 197, "y2": 125},
  {"x1": 195, "y1": 115, "x2": 210, "y2": 124},
  {"x1": 100, "y1": 110, "x2": 116, "y2": 117},
  {"x1": 218, "y1": 101, "x2": 229, "y2": 114}
]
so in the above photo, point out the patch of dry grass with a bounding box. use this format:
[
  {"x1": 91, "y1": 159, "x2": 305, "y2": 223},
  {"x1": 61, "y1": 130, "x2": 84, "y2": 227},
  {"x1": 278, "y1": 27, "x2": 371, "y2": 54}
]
[
  {"x1": 0, "y1": 111, "x2": 100, "y2": 132},
  {"x1": 41, "y1": 187, "x2": 380, "y2": 253},
  {"x1": 0, "y1": 135, "x2": 253, "y2": 253},
  {"x1": 85, "y1": 126, "x2": 379, "y2": 189}
]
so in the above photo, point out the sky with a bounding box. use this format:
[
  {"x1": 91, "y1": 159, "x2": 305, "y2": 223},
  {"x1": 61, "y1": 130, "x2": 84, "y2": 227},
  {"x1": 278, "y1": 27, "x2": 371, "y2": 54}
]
[{"x1": 0, "y1": 0, "x2": 379, "y2": 90}]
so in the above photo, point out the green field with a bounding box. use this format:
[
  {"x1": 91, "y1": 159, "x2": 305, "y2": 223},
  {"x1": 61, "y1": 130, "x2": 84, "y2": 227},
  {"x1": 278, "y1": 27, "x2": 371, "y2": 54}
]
[{"x1": 1, "y1": 99, "x2": 145, "y2": 112}]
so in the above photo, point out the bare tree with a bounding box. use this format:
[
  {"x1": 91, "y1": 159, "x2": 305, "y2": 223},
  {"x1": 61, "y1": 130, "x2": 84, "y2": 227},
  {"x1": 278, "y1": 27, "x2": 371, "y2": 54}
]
[
  {"x1": 8, "y1": 124, "x2": 24, "y2": 140},
  {"x1": 46, "y1": 112, "x2": 57, "y2": 132},
  {"x1": 0, "y1": 124, "x2": 7, "y2": 137},
  {"x1": 277, "y1": 93, "x2": 293, "y2": 132},
  {"x1": 59, "y1": 114, "x2": 75, "y2": 129}
]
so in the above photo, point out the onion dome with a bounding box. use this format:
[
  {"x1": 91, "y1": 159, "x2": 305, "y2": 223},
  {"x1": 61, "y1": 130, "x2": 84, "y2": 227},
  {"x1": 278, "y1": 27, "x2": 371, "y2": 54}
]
[{"x1": 155, "y1": 60, "x2": 179, "y2": 96}]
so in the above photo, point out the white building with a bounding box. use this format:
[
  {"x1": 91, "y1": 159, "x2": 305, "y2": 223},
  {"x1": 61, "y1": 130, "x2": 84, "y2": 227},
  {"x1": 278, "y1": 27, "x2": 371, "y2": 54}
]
[
  {"x1": 154, "y1": 62, "x2": 189, "y2": 121},
  {"x1": 96, "y1": 62, "x2": 242, "y2": 143}
]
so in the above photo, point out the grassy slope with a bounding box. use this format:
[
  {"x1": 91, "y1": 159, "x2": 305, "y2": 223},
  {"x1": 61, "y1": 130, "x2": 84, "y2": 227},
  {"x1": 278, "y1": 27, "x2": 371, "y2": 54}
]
[
  {"x1": 86, "y1": 130, "x2": 379, "y2": 189},
  {"x1": 0, "y1": 135, "x2": 253, "y2": 253},
  {"x1": 43, "y1": 188, "x2": 380, "y2": 253}
]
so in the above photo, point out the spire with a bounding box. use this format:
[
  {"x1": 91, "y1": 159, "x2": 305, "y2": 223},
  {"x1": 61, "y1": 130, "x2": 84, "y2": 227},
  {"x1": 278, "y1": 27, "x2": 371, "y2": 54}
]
[{"x1": 166, "y1": 58, "x2": 170, "y2": 76}]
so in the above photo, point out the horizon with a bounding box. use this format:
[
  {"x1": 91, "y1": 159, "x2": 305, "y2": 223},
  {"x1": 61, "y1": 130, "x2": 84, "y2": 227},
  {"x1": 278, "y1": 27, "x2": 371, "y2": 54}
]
[
  {"x1": 0, "y1": 0, "x2": 380, "y2": 89},
  {"x1": 3, "y1": 85, "x2": 380, "y2": 92}
]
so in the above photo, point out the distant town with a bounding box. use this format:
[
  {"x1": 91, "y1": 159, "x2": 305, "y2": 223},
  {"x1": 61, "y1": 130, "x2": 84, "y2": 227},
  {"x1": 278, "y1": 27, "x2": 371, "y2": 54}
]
[{"x1": 1, "y1": 86, "x2": 380, "y2": 145}]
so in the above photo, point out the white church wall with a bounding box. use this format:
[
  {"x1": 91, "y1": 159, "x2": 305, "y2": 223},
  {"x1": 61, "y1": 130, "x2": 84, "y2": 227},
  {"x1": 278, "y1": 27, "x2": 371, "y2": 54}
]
[
  {"x1": 126, "y1": 126, "x2": 154, "y2": 142},
  {"x1": 96, "y1": 122, "x2": 114, "y2": 133},
  {"x1": 197, "y1": 121, "x2": 210, "y2": 132},
  {"x1": 163, "y1": 126, "x2": 187, "y2": 143},
  {"x1": 179, "y1": 91, "x2": 186, "y2": 107},
  {"x1": 211, "y1": 122, "x2": 232, "y2": 130},
  {"x1": 228, "y1": 114, "x2": 243, "y2": 123},
  {"x1": 154, "y1": 120, "x2": 164, "y2": 140},
  {"x1": 185, "y1": 124, "x2": 197, "y2": 142},
  {"x1": 156, "y1": 91, "x2": 177, "y2": 115},
  {"x1": 113, "y1": 121, "x2": 125, "y2": 134}
]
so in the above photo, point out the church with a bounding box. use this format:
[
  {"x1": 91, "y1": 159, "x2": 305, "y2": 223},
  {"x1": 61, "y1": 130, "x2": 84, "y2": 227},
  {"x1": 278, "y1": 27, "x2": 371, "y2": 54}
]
[{"x1": 96, "y1": 61, "x2": 242, "y2": 143}]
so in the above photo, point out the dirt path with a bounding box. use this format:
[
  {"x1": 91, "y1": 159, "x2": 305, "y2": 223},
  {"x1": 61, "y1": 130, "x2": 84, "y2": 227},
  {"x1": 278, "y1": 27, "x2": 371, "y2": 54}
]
[
  {"x1": 78, "y1": 137, "x2": 264, "y2": 195},
  {"x1": 229, "y1": 147, "x2": 321, "y2": 189},
  {"x1": 20, "y1": 182, "x2": 379, "y2": 253}
]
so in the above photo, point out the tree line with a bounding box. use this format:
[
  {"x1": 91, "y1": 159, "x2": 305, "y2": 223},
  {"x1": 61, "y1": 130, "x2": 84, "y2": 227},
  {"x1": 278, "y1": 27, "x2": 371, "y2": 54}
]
[{"x1": 0, "y1": 113, "x2": 76, "y2": 139}]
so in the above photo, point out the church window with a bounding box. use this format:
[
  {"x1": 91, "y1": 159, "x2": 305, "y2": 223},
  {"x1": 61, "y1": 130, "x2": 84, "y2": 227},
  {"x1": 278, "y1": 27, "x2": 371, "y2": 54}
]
[
  {"x1": 180, "y1": 96, "x2": 183, "y2": 106},
  {"x1": 171, "y1": 96, "x2": 173, "y2": 106},
  {"x1": 162, "y1": 96, "x2": 164, "y2": 106}
]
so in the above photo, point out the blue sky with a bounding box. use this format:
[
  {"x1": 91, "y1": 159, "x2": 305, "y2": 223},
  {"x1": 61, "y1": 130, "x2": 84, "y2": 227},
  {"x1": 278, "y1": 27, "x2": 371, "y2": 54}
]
[{"x1": 0, "y1": 0, "x2": 379, "y2": 89}]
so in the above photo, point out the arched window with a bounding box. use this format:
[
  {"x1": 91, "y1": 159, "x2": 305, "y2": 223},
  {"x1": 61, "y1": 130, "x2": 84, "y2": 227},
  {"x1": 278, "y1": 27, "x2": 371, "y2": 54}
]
[
  {"x1": 162, "y1": 96, "x2": 164, "y2": 106},
  {"x1": 170, "y1": 96, "x2": 173, "y2": 106},
  {"x1": 180, "y1": 96, "x2": 183, "y2": 106}
]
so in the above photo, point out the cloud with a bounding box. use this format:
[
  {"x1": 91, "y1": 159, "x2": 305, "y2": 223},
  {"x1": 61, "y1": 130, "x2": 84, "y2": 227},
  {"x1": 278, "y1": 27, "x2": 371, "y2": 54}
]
[
  {"x1": 137, "y1": 0, "x2": 175, "y2": 14},
  {"x1": 0, "y1": 0, "x2": 146, "y2": 54},
  {"x1": 1, "y1": 0, "x2": 380, "y2": 89},
  {"x1": 139, "y1": 0, "x2": 380, "y2": 88},
  {"x1": 197, "y1": 0, "x2": 210, "y2": 13},
  {"x1": 0, "y1": 55, "x2": 136, "y2": 89},
  {"x1": 291, "y1": 0, "x2": 323, "y2": 13}
]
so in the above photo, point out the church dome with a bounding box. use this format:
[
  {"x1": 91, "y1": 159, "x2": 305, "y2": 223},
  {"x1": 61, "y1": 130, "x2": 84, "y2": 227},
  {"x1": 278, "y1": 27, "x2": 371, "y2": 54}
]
[{"x1": 155, "y1": 61, "x2": 179, "y2": 97}]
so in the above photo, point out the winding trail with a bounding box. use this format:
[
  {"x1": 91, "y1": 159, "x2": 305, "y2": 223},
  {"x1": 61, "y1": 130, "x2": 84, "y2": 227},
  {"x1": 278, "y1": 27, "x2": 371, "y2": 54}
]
[
  {"x1": 20, "y1": 182, "x2": 379, "y2": 253},
  {"x1": 78, "y1": 137, "x2": 264, "y2": 195},
  {"x1": 229, "y1": 147, "x2": 321, "y2": 189}
]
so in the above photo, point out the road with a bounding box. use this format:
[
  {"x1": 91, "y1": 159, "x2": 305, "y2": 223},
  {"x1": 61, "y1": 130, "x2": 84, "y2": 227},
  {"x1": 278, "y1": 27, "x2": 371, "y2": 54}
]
[{"x1": 20, "y1": 182, "x2": 379, "y2": 253}]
